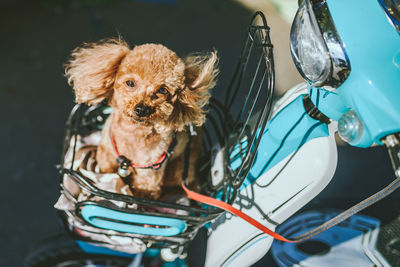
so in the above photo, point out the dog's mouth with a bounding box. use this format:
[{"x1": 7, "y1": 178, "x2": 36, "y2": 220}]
[
  {"x1": 123, "y1": 111, "x2": 148, "y2": 123},
  {"x1": 122, "y1": 108, "x2": 158, "y2": 125},
  {"x1": 131, "y1": 114, "x2": 155, "y2": 125}
]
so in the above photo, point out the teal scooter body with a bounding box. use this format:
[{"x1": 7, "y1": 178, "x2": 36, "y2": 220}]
[{"x1": 310, "y1": 0, "x2": 400, "y2": 147}]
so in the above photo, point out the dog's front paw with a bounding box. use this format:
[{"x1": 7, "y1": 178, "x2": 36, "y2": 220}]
[
  {"x1": 96, "y1": 145, "x2": 117, "y2": 173},
  {"x1": 134, "y1": 187, "x2": 162, "y2": 200}
]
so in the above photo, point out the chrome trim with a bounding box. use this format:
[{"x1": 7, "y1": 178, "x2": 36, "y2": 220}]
[
  {"x1": 290, "y1": 0, "x2": 332, "y2": 86},
  {"x1": 382, "y1": 133, "x2": 400, "y2": 178},
  {"x1": 378, "y1": 0, "x2": 400, "y2": 35},
  {"x1": 310, "y1": 0, "x2": 351, "y2": 88}
]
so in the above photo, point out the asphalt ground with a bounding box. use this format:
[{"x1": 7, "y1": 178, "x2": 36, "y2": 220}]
[{"x1": 1, "y1": 1, "x2": 399, "y2": 266}]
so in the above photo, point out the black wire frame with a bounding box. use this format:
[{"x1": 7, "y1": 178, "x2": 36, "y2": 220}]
[
  {"x1": 222, "y1": 12, "x2": 275, "y2": 204},
  {"x1": 56, "y1": 10, "x2": 275, "y2": 250},
  {"x1": 58, "y1": 103, "x2": 223, "y2": 250}
]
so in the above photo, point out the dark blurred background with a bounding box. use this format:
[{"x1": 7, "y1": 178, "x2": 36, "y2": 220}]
[{"x1": 1, "y1": 0, "x2": 398, "y2": 266}]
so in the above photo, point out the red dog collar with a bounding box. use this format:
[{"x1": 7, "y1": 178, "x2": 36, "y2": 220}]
[{"x1": 111, "y1": 134, "x2": 177, "y2": 171}]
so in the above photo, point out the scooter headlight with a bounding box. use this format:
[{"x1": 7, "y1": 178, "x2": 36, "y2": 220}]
[{"x1": 290, "y1": 0, "x2": 351, "y2": 88}]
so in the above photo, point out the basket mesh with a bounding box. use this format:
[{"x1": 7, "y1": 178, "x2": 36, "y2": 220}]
[{"x1": 56, "y1": 11, "x2": 275, "y2": 251}]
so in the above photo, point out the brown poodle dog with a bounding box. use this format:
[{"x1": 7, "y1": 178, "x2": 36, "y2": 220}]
[{"x1": 65, "y1": 38, "x2": 218, "y2": 200}]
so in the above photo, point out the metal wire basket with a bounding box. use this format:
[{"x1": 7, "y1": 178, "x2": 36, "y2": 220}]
[
  {"x1": 206, "y1": 11, "x2": 275, "y2": 204},
  {"x1": 58, "y1": 103, "x2": 222, "y2": 253},
  {"x1": 56, "y1": 11, "x2": 274, "y2": 253}
]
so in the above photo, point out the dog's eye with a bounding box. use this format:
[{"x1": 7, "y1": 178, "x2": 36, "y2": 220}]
[
  {"x1": 157, "y1": 87, "x2": 169, "y2": 95},
  {"x1": 126, "y1": 80, "x2": 135, "y2": 87}
]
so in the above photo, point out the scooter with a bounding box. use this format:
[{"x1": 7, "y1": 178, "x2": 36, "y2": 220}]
[
  {"x1": 205, "y1": 0, "x2": 400, "y2": 266},
  {"x1": 25, "y1": 0, "x2": 400, "y2": 266}
]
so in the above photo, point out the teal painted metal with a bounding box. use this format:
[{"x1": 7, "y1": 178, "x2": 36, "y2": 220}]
[
  {"x1": 237, "y1": 95, "x2": 329, "y2": 189},
  {"x1": 311, "y1": 0, "x2": 400, "y2": 147},
  {"x1": 230, "y1": 136, "x2": 250, "y2": 171},
  {"x1": 162, "y1": 258, "x2": 186, "y2": 267},
  {"x1": 308, "y1": 87, "x2": 348, "y2": 121},
  {"x1": 80, "y1": 205, "x2": 187, "y2": 237},
  {"x1": 77, "y1": 240, "x2": 134, "y2": 257}
]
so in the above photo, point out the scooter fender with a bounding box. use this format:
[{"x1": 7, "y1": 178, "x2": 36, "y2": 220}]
[{"x1": 205, "y1": 84, "x2": 338, "y2": 266}]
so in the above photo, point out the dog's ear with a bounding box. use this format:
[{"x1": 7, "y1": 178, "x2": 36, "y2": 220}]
[
  {"x1": 64, "y1": 38, "x2": 130, "y2": 105},
  {"x1": 171, "y1": 51, "x2": 218, "y2": 130}
]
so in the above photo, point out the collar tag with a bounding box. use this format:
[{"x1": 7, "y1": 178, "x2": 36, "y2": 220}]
[{"x1": 117, "y1": 156, "x2": 132, "y2": 177}]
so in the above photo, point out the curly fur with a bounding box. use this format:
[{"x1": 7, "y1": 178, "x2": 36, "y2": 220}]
[{"x1": 65, "y1": 38, "x2": 218, "y2": 199}]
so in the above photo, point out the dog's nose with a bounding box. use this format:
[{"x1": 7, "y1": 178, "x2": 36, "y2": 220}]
[{"x1": 134, "y1": 104, "x2": 154, "y2": 117}]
